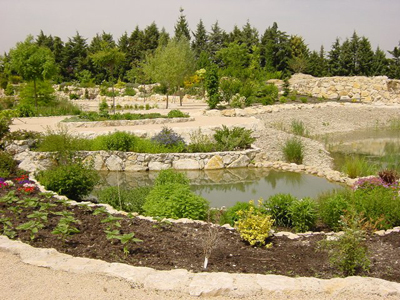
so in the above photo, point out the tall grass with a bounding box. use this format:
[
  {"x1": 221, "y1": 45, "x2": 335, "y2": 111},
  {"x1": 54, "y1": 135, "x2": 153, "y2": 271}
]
[
  {"x1": 282, "y1": 137, "x2": 304, "y2": 164},
  {"x1": 290, "y1": 119, "x2": 309, "y2": 137},
  {"x1": 341, "y1": 155, "x2": 377, "y2": 178}
]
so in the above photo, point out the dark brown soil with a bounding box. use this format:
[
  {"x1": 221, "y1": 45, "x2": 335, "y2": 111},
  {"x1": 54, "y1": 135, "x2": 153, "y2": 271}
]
[{"x1": 1, "y1": 181, "x2": 399, "y2": 283}]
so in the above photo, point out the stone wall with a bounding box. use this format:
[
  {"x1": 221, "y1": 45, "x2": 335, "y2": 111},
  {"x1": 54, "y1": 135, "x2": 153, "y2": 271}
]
[
  {"x1": 289, "y1": 73, "x2": 400, "y2": 104},
  {"x1": 9, "y1": 141, "x2": 260, "y2": 172}
]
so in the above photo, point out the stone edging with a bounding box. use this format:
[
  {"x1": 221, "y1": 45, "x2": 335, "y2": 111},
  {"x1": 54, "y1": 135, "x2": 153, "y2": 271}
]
[{"x1": 62, "y1": 117, "x2": 194, "y2": 128}]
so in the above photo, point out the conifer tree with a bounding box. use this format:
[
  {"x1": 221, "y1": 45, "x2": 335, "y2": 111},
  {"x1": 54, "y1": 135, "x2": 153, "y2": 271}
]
[
  {"x1": 371, "y1": 46, "x2": 388, "y2": 76},
  {"x1": 61, "y1": 32, "x2": 89, "y2": 80},
  {"x1": 174, "y1": 7, "x2": 191, "y2": 41},
  {"x1": 388, "y1": 42, "x2": 400, "y2": 79},
  {"x1": 192, "y1": 19, "x2": 208, "y2": 58},
  {"x1": 158, "y1": 27, "x2": 170, "y2": 48},
  {"x1": 328, "y1": 38, "x2": 341, "y2": 76},
  {"x1": 208, "y1": 21, "x2": 228, "y2": 62},
  {"x1": 357, "y1": 37, "x2": 374, "y2": 76}
]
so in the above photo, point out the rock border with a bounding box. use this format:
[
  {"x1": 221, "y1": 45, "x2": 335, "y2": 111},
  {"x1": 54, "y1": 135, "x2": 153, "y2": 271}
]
[{"x1": 62, "y1": 117, "x2": 195, "y2": 128}]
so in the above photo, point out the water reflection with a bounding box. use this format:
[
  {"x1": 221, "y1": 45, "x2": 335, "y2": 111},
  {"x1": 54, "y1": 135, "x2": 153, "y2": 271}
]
[{"x1": 96, "y1": 168, "x2": 342, "y2": 208}]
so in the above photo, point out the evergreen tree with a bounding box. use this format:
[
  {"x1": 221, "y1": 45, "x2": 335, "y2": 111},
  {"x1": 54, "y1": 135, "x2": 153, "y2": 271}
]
[
  {"x1": 36, "y1": 30, "x2": 54, "y2": 50},
  {"x1": 158, "y1": 27, "x2": 170, "y2": 48},
  {"x1": 339, "y1": 38, "x2": 353, "y2": 76},
  {"x1": 191, "y1": 19, "x2": 208, "y2": 58},
  {"x1": 118, "y1": 32, "x2": 130, "y2": 53},
  {"x1": 61, "y1": 32, "x2": 89, "y2": 80},
  {"x1": 208, "y1": 21, "x2": 228, "y2": 62},
  {"x1": 348, "y1": 31, "x2": 360, "y2": 75},
  {"x1": 142, "y1": 22, "x2": 160, "y2": 54},
  {"x1": 128, "y1": 26, "x2": 145, "y2": 66},
  {"x1": 306, "y1": 46, "x2": 327, "y2": 77},
  {"x1": 174, "y1": 7, "x2": 191, "y2": 41},
  {"x1": 319, "y1": 45, "x2": 328, "y2": 77},
  {"x1": 357, "y1": 37, "x2": 374, "y2": 76},
  {"x1": 371, "y1": 46, "x2": 388, "y2": 76},
  {"x1": 388, "y1": 42, "x2": 400, "y2": 79},
  {"x1": 328, "y1": 38, "x2": 341, "y2": 76},
  {"x1": 288, "y1": 35, "x2": 309, "y2": 73},
  {"x1": 228, "y1": 25, "x2": 242, "y2": 43},
  {"x1": 204, "y1": 64, "x2": 220, "y2": 109},
  {"x1": 240, "y1": 21, "x2": 259, "y2": 52},
  {"x1": 260, "y1": 22, "x2": 291, "y2": 73}
]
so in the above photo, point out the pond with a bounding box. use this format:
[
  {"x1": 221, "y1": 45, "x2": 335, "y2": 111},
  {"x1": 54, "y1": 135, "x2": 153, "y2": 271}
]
[
  {"x1": 96, "y1": 168, "x2": 343, "y2": 208},
  {"x1": 326, "y1": 128, "x2": 400, "y2": 170}
]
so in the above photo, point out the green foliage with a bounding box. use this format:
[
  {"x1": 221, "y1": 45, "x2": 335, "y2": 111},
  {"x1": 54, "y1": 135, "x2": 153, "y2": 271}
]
[
  {"x1": 205, "y1": 65, "x2": 220, "y2": 109},
  {"x1": 37, "y1": 162, "x2": 100, "y2": 200},
  {"x1": 150, "y1": 127, "x2": 186, "y2": 150},
  {"x1": 154, "y1": 169, "x2": 190, "y2": 186},
  {"x1": 319, "y1": 215, "x2": 370, "y2": 276},
  {"x1": 220, "y1": 201, "x2": 252, "y2": 226},
  {"x1": 0, "y1": 114, "x2": 12, "y2": 140},
  {"x1": 341, "y1": 155, "x2": 377, "y2": 178},
  {"x1": 187, "y1": 129, "x2": 216, "y2": 153},
  {"x1": 282, "y1": 137, "x2": 304, "y2": 164},
  {"x1": 230, "y1": 94, "x2": 246, "y2": 108},
  {"x1": 282, "y1": 79, "x2": 290, "y2": 96},
  {"x1": 95, "y1": 186, "x2": 151, "y2": 214},
  {"x1": 0, "y1": 151, "x2": 17, "y2": 178},
  {"x1": 235, "y1": 201, "x2": 274, "y2": 247},
  {"x1": 300, "y1": 96, "x2": 308, "y2": 103},
  {"x1": 52, "y1": 214, "x2": 80, "y2": 241},
  {"x1": 288, "y1": 197, "x2": 317, "y2": 232},
  {"x1": 19, "y1": 80, "x2": 55, "y2": 106},
  {"x1": 219, "y1": 77, "x2": 242, "y2": 102},
  {"x1": 263, "y1": 193, "x2": 296, "y2": 227},
  {"x1": 256, "y1": 83, "x2": 278, "y2": 105},
  {"x1": 167, "y1": 109, "x2": 189, "y2": 118},
  {"x1": 69, "y1": 93, "x2": 80, "y2": 100},
  {"x1": 143, "y1": 183, "x2": 210, "y2": 220},
  {"x1": 213, "y1": 125, "x2": 255, "y2": 151},
  {"x1": 318, "y1": 190, "x2": 351, "y2": 231},
  {"x1": 91, "y1": 131, "x2": 137, "y2": 152},
  {"x1": 279, "y1": 96, "x2": 287, "y2": 103},
  {"x1": 16, "y1": 220, "x2": 44, "y2": 240},
  {"x1": 124, "y1": 85, "x2": 137, "y2": 96}
]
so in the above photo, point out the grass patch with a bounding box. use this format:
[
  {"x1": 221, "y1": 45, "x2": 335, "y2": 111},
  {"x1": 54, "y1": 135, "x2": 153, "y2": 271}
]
[
  {"x1": 341, "y1": 155, "x2": 377, "y2": 178},
  {"x1": 282, "y1": 137, "x2": 304, "y2": 164},
  {"x1": 290, "y1": 119, "x2": 309, "y2": 137}
]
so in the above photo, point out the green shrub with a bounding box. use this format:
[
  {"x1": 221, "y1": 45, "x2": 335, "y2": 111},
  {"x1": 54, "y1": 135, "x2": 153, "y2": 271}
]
[
  {"x1": 279, "y1": 96, "x2": 287, "y2": 103},
  {"x1": 318, "y1": 216, "x2": 370, "y2": 276},
  {"x1": 341, "y1": 156, "x2": 377, "y2": 178},
  {"x1": 213, "y1": 125, "x2": 255, "y2": 151},
  {"x1": 0, "y1": 114, "x2": 12, "y2": 140},
  {"x1": 0, "y1": 151, "x2": 17, "y2": 178},
  {"x1": 69, "y1": 93, "x2": 80, "y2": 100},
  {"x1": 219, "y1": 77, "x2": 242, "y2": 103},
  {"x1": 300, "y1": 96, "x2": 308, "y2": 103},
  {"x1": 220, "y1": 201, "x2": 253, "y2": 226},
  {"x1": 143, "y1": 183, "x2": 209, "y2": 220},
  {"x1": 288, "y1": 197, "x2": 317, "y2": 232},
  {"x1": 95, "y1": 186, "x2": 151, "y2": 213},
  {"x1": 289, "y1": 94, "x2": 297, "y2": 101},
  {"x1": 154, "y1": 169, "x2": 190, "y2": 186},
  {"x1": 264, "y1": 194, "x2": 297, "y2": 227},
  {"x1": 282, "y1": 79, "x2": 290, "y2": 97},
  {"x1": 19, "y1": 80, "x2": 55, "y2": 106},
  {"x1": 257, "y1": 84, "x2": 278, "y2": 105},
  {"x1": 282, "y1": 137, "x2": 304, "y2": 164},
  {"x1": 91, "y1": 131, "x2": 137, "y2": 152},
  {"x1": 230, "y1": 94, "x2": 246, "y2": 108},
  {"x1": 0, "y1": 96, "x2": 16, "y2": 109},
  {"x1": 167, "y1": 109, "x2": 189, "y2": 118},
  {"x1": 187, "y1": 129, "x2": 216, "y2": 153},
  {"x1": 16, "y1": 104, "x2": 36, "y2": 117},
  {"x1": 235, "y1": 201, "x2": 274, "y2": 246},
  {"x1": 37, "y1": 162, "x2": 99, "y2": 200},
  {"x1": 4, "y1": 129, "x2": 41, "y2": 141},
  {"x1": 318, "y1": 190, "x2": 351, "y2": 231}
]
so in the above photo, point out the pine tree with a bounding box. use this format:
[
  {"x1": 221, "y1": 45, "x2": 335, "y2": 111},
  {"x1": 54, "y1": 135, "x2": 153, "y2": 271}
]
[
  {"x1": 128, "y1": 26, "x2": 145, "y2": 65},
  {"x1": 61, "y1": 32, "x2": 89, "y2": 80},
  {"x1": 191, "y1": 19, "x2": 208, "y2": 58},
  {"x1": 357, "y1": 37, "x2": 374, "y2": 76},
  {"x1": 339, "y1": 38, "x2": 352, "y2": 76},
  {"x1": 143, "y1": 22, "x2": 160, "y2": 54},
  {"x1": 240, "y1": 21, "x2": 259, "y2": 52},
  {"x1": 174, "y1": 7, "x2": 191, "y2": 41},
  {"x1": 328, "y1": 38, "x2": 341, "y2": 76},
  {"x1": 208, "y1": 21, "x2": 227, "y2": 62},
  {"x1": 371, "y1": 46, "x2": 389, "y2": 76},
  {"x1": 288, "y1": 35, "x2": 309, "y2": 73},
  {"x1": 388, "y1": 42, "x2": 400, "y2": 79},
  {"x1": 158, "y1": 27, "x2": 170, "y2": 48},
  {"x1": 260, "y1": 22, "x2": 291, "y2": 73},
  {"x1": 228, "y1": 25, "x2": 242, "y2": 44}
]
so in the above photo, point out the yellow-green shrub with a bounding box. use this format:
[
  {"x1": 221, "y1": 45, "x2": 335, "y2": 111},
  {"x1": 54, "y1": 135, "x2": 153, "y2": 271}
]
[{"x1": 235, "y1": 200, "x2": 274, "y2": 247}]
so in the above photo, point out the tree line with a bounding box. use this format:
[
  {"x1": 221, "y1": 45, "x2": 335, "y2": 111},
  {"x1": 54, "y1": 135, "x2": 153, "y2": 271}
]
[{"x1": 0, "y1": 9, "x2": 399, "y2": 106}]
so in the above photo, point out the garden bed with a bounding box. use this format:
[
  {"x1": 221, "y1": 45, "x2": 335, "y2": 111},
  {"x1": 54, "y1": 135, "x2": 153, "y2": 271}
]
[{"x1": 1, "y1": 177, "x2": 399, "y2": 283}]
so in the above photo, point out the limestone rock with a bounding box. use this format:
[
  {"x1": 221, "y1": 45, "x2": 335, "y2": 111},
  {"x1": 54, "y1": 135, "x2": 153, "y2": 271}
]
[
  {"x1": 205, "y1": 155, "x2": 224, "y2": 170},
  {"x1": 148, "y1": 161, "x2": 170, "y2": 170},
  {"x1": 227, "y1": 155, "x2": 250, "y2": 168},
  {"x1": 105, "y1": 155, "x2": 123, "y2": 171},
  {"x1": 172, "y1": 159, "x2": 201, "y2": 170}
]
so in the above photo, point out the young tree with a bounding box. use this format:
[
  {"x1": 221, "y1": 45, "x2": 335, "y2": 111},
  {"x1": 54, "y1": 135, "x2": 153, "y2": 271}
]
[
  {"x1": 174, "y1": 7, "x2": 191, "y2": 41},
  {"x1": 142, "y1": 38, "x2": 195, "y2": 108},
  {"x1": 204, "y1": 64, "x2": 220, "y2": 109},
  {"x1": 357, "y1": 36, "x2": 374, "y2": 76},
  {"x1": 90, "y1": 43, "x2": 125, "y2": 113},
  {"x1": 9, "y1": 35, "x2": 57, "y2": 108},
  {"x1": 158, "y1": 27, "x2": 170, "y2": 48},
  {"x1": 216, "y1": 42, "x2": 250, "y2": 79}
]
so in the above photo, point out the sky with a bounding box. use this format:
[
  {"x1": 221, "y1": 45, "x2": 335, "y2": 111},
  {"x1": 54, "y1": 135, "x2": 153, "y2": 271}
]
[{"x1": 1, "y1": 0, "x2": 399, "y2": 55}]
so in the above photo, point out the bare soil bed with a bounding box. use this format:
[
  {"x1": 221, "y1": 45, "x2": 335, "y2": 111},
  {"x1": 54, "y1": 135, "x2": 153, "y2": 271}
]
[{"x1": 1, "y1": 180, "x2": 399, "y2": 283}]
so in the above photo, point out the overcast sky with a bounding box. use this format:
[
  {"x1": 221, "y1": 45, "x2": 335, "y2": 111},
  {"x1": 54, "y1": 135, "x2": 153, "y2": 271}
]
[{"x1": 1, "y1": 0, "x2": 399, "y2": 55}]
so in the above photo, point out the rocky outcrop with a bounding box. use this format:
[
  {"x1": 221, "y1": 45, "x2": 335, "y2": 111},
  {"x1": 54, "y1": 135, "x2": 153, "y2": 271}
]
[{"x1": 289, "y1": 73, "x2": 400, "y2": 104}]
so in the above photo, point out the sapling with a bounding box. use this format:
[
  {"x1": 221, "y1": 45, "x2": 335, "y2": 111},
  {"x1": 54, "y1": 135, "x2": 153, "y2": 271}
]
[
  {"x1": 52, "y1": 216, "x2": 80, "y2": 242},
  {"x1": 101, "y1": 215, "x2": 122, "y2": 230},
  {"x1": 118, "y1": 232, "x2": 143, "y2": 256},
  {"x1": 202, "y1": 211, "x2": 221, "y2": 269},
  {"x1": 152, "y1": 216, "x2": 172, "y2": 230}
]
